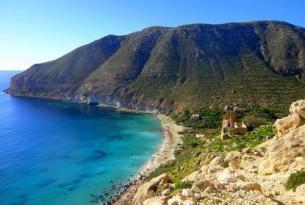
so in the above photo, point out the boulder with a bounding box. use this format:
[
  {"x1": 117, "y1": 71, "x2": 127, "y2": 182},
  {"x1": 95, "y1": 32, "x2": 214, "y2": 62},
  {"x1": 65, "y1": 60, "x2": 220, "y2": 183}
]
[
  {"x1": 191, "y1": 180, "x2": 215, "y2": 192},
  {"x1": 207, "y1": 156, "x2": 224, "y2": 173},
  {"x1": 224, "y1": 151, "x2": 241, "y2": 162},
  {"x1": 167, "y1": 195, "x2": 184, "y2": 205},
  {"x1": 241, "y1": 182, "x2": 262, "y2": 193},
  {"x1": 209, "y1": 156, "x2": 224, "y2": 167},
  {"x1": 161, "y1": 188, "x2": 171, "y2": 196},
  {"x1": 217, "y1": 168, "x2": 243, "y2": 183},
  {"x1": 296, "y1": 184, "x2": 305, "y2": 195},
  {"x1": 203, "y1": 186, "x2": 217, "y2": 194},
  {"x1": 259, "y1": 124, "x2": 305, "y2": 175},
  {"x1": 183, "y1": 199, "x2": 196, "y2": 205},
  {"x1": 182, "y1": 171, "x2": 200, "y2": 182},
  {"x1": 274, "y1": 113, "x2": 305, "y2": 137},
  {"x1": 133, "y1": 174, "x2": 171, "y2": 204},
  {"x1": 143, "y1": 196, "x2": 167, "y2": 205},
  {"x1": 224, "y1": 151, "x2": 242, "y2": 169},
  {"x1": 289, "y1": 100, "x2": 305, "y2": 118},
  {"x1": 181, "y1": 188, "x2": 194, "y2": 197}
]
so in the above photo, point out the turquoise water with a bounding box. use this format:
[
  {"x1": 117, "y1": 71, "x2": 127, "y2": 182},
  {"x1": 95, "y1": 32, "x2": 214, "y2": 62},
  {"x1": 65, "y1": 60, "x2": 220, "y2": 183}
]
[{"x1": 0, "y1": 71, "x2": 162, "y2": 205}]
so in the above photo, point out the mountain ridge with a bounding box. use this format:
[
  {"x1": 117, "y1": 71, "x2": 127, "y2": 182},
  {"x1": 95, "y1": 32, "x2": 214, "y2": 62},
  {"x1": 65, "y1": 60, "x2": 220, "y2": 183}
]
[{"x1": 8, "y1": 20, "x2": 305, "y2": 112}]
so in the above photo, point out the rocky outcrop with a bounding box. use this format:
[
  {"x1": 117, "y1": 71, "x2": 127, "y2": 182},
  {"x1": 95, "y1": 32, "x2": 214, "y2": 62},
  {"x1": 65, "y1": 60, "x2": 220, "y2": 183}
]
[
  {"x1": 260, "y1": 100, "x2": 305, "y2": 174},
  {"x1": 133, "y1": 174, "x2": 171, "y2": 204},
  {"x1": 274, "y1": 100, "x2": 305, "y2": 137},
  {"x1": 289, "y1": 100, "x2": 305, "y2": 119},
  {"x1": 260, "y1": 125, "x2": 305, "y2": 175}
]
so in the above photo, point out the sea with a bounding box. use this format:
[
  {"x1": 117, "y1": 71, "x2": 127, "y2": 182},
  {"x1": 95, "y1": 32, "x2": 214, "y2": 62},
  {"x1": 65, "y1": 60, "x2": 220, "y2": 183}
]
[{"x1": 0, "y1": 71, "x2": 162, "y2": 205}]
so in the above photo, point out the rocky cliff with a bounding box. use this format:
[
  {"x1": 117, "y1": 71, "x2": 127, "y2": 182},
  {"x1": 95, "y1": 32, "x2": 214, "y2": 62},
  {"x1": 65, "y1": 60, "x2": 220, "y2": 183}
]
[{"x1": 8, "y1": 21, "x2": 305, "y2": 112}]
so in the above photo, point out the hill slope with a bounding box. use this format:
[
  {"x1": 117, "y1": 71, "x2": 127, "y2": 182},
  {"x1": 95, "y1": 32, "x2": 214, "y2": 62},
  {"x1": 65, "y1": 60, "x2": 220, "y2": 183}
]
[{"x1": 8, "y1": 21, "x2": 305, "y2": 112}]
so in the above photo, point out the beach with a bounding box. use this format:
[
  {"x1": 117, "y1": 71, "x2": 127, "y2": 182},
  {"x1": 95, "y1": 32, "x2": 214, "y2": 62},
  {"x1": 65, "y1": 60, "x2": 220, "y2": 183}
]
[{"x1": 112, "y1": 114, "x2": 184, "y2": 204}]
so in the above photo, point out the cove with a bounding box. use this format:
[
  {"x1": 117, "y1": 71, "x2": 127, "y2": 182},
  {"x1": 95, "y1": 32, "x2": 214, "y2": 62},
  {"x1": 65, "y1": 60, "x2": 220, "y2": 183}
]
[{"x1": 0, "y1": 71, "x2": 162, "y2": 205}]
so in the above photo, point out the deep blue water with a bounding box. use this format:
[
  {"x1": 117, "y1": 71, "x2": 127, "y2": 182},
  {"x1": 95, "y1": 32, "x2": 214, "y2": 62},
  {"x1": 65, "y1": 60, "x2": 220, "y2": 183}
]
[{"x1": 0, "y1": 71, "x2": 162, "y2": 205}]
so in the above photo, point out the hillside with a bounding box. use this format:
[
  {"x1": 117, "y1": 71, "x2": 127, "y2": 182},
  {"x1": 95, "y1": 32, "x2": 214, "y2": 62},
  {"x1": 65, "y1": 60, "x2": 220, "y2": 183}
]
[
  {"x1": 8, "y1": 21, "x2": 305, "y2": 112},
  {"x1": 123, "y1": 100, "x2": 305, "y2": 205}
]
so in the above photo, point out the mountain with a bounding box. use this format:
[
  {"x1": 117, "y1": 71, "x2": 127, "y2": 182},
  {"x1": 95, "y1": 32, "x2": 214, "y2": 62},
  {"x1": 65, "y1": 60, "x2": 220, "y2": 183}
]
[{"x1": 8, "y1": 21, "x2": 305, "y2": 112}]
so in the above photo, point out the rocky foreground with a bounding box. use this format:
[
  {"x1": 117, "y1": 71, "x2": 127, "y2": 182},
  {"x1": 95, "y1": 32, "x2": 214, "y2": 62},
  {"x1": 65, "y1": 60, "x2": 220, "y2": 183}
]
[{"x1": 124, "y1": 100, "x2": 305, "y2": 205}]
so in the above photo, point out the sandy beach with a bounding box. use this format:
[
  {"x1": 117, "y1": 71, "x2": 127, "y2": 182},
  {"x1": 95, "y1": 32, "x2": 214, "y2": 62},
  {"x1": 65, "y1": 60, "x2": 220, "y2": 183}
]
[{"x1": 112, "y1": 114, "x2": 184, "y2": 205}]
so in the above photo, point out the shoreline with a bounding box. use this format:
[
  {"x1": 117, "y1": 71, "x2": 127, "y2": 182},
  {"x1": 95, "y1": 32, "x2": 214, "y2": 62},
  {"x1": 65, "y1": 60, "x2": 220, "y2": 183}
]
[{"x1": 111, "y1": 114, "x2": 184, "y2": 205}]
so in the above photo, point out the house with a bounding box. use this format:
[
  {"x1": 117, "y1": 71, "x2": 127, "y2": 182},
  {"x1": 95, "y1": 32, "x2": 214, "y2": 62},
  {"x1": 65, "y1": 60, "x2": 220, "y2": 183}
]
[{"x1": 221, "y1": 109, "x2": 247, "y2": 139}]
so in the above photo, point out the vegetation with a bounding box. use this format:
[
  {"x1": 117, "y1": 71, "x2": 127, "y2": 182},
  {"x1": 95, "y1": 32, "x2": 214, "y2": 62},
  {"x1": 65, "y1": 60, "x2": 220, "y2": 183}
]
[
  {"x1": 203, "y1": 124, "x2": 275, "y2": 153},
  {"x1": 172, "y1": 108, "x2": 224, "y2": 129},
  {"x1": 174, "y1": 181, "x2": 193, "y2": 190},
  {"x1": 148, "y1": 121, "x2": 276, "y2": 184},
  {"x1": 285, "y1": 171, "x2": 305, "y2": 191}
]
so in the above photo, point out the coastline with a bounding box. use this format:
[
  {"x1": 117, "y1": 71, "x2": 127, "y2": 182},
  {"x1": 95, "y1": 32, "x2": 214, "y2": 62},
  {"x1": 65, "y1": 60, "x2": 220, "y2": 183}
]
[
  {"x1": 5, "y1": 93, "x2": 183, "y2": 204},
  {"x1": 112, "y1": 114, "x2": 184, "y2": 205}
]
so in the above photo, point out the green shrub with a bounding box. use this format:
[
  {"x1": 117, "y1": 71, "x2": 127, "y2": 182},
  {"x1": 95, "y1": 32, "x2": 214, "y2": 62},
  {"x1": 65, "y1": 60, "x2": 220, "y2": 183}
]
[
  {"x1": 183, "y1": 136, "x2": 200, "y2": 147},
  {"x1": 285, "y1": 171, "x2": 305, "y2": 191},
  {"x1": 174, "y1": 181, "x2": 193, "y2": 190},
  {"x1": 199, "y1": 108, "x2": 223, "y2": 128},
  {"x1": 246, "y1": 104, "x2": 287, "y2": 120},
  {"x1": 243, "y1": 115, "x2": 267, "y2": 131}
]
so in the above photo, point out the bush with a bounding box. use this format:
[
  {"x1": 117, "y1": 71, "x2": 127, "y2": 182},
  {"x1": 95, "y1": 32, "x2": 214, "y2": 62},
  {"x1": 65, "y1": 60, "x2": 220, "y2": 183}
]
[
  {"x1": 183, "y1": 136, "x2": 200, "y2": 147},
  {"x1": 285, "y1": 171, "x2": 305, "y2": 191},
  {"x1": 174, "y1": 181, "x2": 193, "y2": 190},
  {"x1": 243, "y1": 115, "x2": 267, "y2": 131},
  {"x1": 199, "y1": 108, "x2": 223, "y2": 128},
  {"x1": 247, "y1": 104, "x2": 287, "y2": 120}
]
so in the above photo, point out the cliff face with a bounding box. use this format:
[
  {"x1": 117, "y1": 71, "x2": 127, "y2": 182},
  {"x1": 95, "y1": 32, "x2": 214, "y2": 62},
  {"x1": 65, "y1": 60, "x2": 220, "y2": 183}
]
[{"x1": 9, "y1": 21, "x2": 305, "y2": 112}]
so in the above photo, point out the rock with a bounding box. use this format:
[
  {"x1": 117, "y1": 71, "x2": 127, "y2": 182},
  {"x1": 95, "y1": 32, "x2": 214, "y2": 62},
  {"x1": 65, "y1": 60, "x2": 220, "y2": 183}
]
[
  {"x1": 266, "y1": 190, "x2": 279, "y2": 197},
  {"x1": 167, "y1": 195, "x2": 183, "y2": 205},
  {"x1": 161, "y1": 188, "x2": 171, "y2": 196},
  {"x1": 182, "y1": 171, "x2": 200, "y2": 182},
  {"x1": 224, "y1": 151, "x2": 241, "y2": 169},
  {"x1": 184, "y1": 199, "x2": 196, "y2": 205},
  {"x1": 243, "y1": 147, "x2": 253, "y2": 154},
  {"x1": 194, "y1": 192, "x2": 201, "y2": 199},
  {"x1": 195, "y1": 134, "x2": 204, "y2": 138},
  {"x1": 192, "y1": 180, "x2": 215, "y2": 192},
  {"x1": 209, "y1": 156, "x2": 224, "y2": 167},
  {"x1": 259, "y1": 124, "x2": 305, "y2": 174},
  {"x1": 224, "y1": 151, "x2": 241, "y2": 162},
  {"x1": 274, "y1": 113, "x2": 305, "y2": 137},
  {"x1": 289, "y1": 100, "x2": 305, "y2": 118},
  {"x1": 217, "y1": 168, "x2": 243, "y2": 183},
  {"x1": 133, "y1": 174, "x2": 171, "y2": 204},
  {"x1": 226, "y1": 183, "x2": 239, "y2": 192},
  {"x1": 296, "y1": 184, "x2": 305, "y2": 194},
  {"x1": 214, "y1": 182, "x2": 226, "y2": 190},
  {"x1": 252, "y1": 149, "x2": 264, "y2": 157},
  {"x1": 200, "y1": 165, "x2": 208, "y2": 172},
  {"x1": 143, "y1": 196, "x2": 166, "y2": 205},
  {"x1": 181, "y1": 188, "x2": 193, "y2": 197},
  {"x1": 241, "y1": 182, "x2": 262, "y2": 193},
  {"x1": 203, "y1": 186, "x2": 216, "y2": 193}
]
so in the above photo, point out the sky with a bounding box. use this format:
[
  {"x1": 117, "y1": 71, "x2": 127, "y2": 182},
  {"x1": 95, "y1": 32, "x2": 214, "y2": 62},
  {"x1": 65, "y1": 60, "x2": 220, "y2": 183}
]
[{"x1": 0, "y1": 0, "x2": 305, "y2": 71}]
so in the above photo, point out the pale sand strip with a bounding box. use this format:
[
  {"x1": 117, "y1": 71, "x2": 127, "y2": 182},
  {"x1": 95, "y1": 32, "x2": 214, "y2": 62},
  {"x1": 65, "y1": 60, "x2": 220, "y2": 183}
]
[{"x1": 112, "y1": 114, "x2": 184, "y2": 204}]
